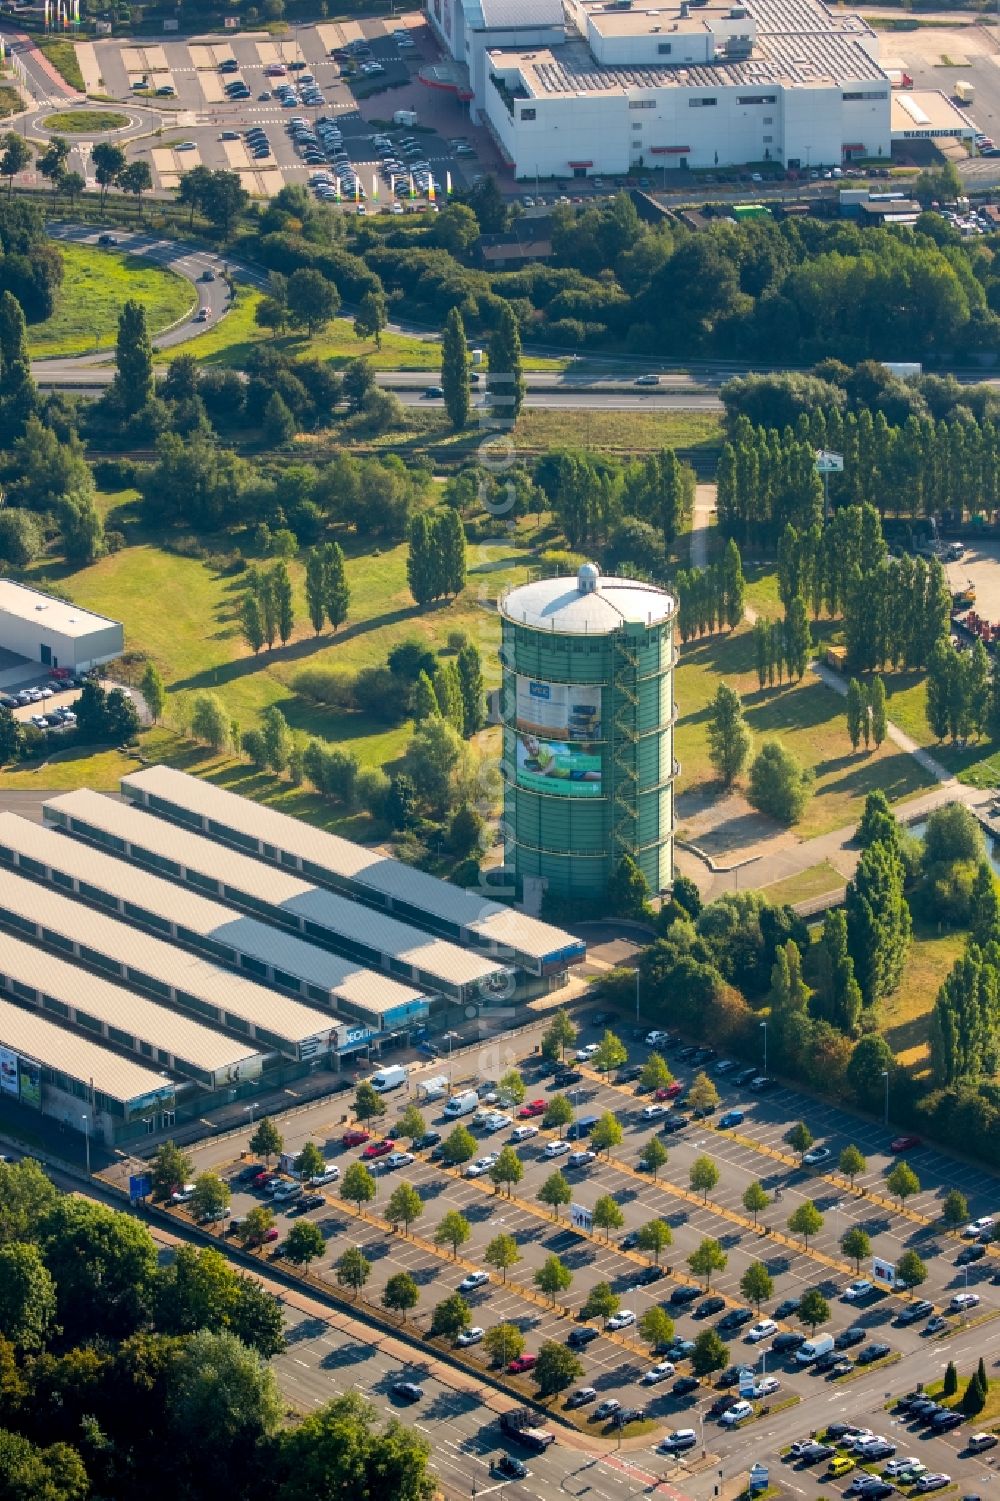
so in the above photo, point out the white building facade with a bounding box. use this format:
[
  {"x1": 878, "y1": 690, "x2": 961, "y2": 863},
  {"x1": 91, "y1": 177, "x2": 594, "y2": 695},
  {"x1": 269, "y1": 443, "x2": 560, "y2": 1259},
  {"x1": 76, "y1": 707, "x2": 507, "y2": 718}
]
[{"x1": 427, "y1": 0, "x2": 891, "y2": 176}]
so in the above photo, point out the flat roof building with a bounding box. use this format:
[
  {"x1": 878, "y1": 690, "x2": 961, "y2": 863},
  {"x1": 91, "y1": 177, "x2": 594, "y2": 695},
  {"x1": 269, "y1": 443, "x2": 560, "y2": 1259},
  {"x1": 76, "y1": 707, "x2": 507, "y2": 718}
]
[
  {"x1": 0, "y1": 929, "x2": 266, "y2": 1088},
  {"x1": 1, "y1": 808, "x2": 430, "y2": 1032},
  {"x1": 0, "y1": 863, "x2": 339, "y2": 1060},
  {"x1": 120, "y1": 766, "x2": 585, "y2": 981},
  {"x1": 0, "y1": 580, "x2": 124, "y2": 672},
  {"x1": 0, "y1": 995, "x2": 176, "y2": 1147},
  {"x1": 46, "y1": 789, "x2": 513, "y2": 1005}
]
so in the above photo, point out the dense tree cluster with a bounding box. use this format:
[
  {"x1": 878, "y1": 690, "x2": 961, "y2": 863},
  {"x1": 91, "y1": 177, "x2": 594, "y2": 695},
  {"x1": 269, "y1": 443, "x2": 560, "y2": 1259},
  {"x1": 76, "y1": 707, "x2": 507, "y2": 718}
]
[
  {"x1": 407, "y1": 509, "x2": 467, "y2": 605},
  {"x1": 535, "y1": 446, "x2": 694, "y2": 554},
  {"x1": 674, "y1": 539, "x2": 745, "y2": 642}
]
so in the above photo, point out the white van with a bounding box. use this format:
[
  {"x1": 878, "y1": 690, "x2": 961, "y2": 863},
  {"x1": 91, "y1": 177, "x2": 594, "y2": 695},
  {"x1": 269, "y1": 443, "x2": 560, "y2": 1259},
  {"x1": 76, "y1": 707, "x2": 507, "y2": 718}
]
[
  {"x1": 417, "y1": 1074, "x2": 448, "y2": 1102},
  {"x1": 796, "y1": 1333, "x2": 835, "y2": 1365},
  {"x1": 444, "y1": 1089, "x2": 479, "y2": 1118},
  {"x1": 370, "y1": 1064, "x2": 407, "y2": 1093}
]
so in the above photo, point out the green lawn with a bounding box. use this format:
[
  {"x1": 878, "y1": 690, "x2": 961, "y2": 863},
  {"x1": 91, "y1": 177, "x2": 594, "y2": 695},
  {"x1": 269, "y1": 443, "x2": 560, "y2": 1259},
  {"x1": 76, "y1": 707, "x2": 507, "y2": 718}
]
[
  {"x1": 514, "y1": 407, "x2": 722, "y2": 455},
  {"x1": 0, "y1": 83, "x2": 23, "y2": 118},
  {"x1": 28, "y1": 243, "x2": 194, "y2": 358},
  {"x1": 674, "y1": 623, "x2": 935, "y2": 839},
  {"x1": 759, "y1": 860, "x2": 845, "y2": 906},
  {"x1": 38, "y1": 39, "x2": 84, "y2": 91},
  {"x1": 887, "y1": 675, "x2": 1000, "y2": 789},
  {"x1": 881, "y1": 922, "x2": 967, "y2": 1074},
  {"x1": 42, "y1": 110, "x2": 128, "y2": 132}
]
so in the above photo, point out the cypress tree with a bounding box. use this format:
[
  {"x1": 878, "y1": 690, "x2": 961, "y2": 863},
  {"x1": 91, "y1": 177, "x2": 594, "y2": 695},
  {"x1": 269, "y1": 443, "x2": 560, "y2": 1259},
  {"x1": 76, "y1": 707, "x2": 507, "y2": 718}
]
[
  {"x1": 943, "y1": 1360, "x2": 958, "y2": 1398},
  {"x1": 113, "y1": 298, "x2": 154, "y2": 416},
  {"x1": 271, "y1": 562, "x2": 294, "y2": 647},
  {"x1": 970, "y1": 861, "x2": 1000, "y2": 948},
  {"x1": 324, "y1": 541, "x2": 349, "y2": 630},
  {"x1": 257, "y1": 568, "x2": 277, "y2": 649},
  {"x1": 0, "y1": 289, "x2": 28, "y2": 369},
  {"x1": 412, "y1": 671, "x2": 440, "y2": 722},
  {"x1": 240, "y1": 592, "x2": 264, "y2": 655},
  {"x1": 814, "y1": 908, "x2": 863, "y2": 1035},
  {"x1": 707, "y1": 682, "x2": 752, "y2": 788},
  {"x1": 435, "y1": 509, "x2": 467, "y2": 598},
  {"x1": 487, "y1": 300, "x2": 525, "y2": 421},
  {"x1": 721, "y1": 537, "x2": 745, "y2": 629},
  {"x1": 784, "y1": 595, "x2": 811, "y2": 680},
  {"x1": 441, "y1": 306, "x2": 471, "y2": 430},
  {"x1": 434, "y1": 661, "x2": 465, "y2": 733},
  {"x1": 456, "y1": 642, "x2": 485, "y2": 737},
  {"x1": 869, "y1": 675, "x2": 887, "y2": 748},
  {"x1": 845, "y1": 842, "x2": 912, "y2": 1008},
  {"x1": 846, "y1": 678, "x2": 865, "y2": 752},
  {"x1": 305, "y1": 547, "x2": 328, "y2": 635},
  {"x1": 407, "y1": 514, "x2": 435, "y2": 606}
]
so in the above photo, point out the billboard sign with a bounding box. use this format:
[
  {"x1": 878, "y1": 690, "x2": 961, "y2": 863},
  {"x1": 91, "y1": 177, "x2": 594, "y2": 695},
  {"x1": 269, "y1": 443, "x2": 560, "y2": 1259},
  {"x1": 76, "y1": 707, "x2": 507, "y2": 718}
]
[
  {"x1": 334, "y1": 1023, "x2": 375, "y2": 1053},
  {"x1": 0, "y1": 1046, "x2": 17, "y2": 1097},
  {"x1": 740, "y1": 1369, "x2": 757, "y2": 1398},
  {"x1": 749, "y1": 1465, "x2": 769, "y2": 1493},
  {"x1": 129, "y1": 1173, "x2": 151, "y2": 1204},
  {"x1": 18, "y1": 1056, "x2": 41, "y2": 1108},
  {"x1": 815, "y1": 449, "x2": 844, "y2": 474},
  {"x1": 514, "y1": 676, "x2": 602, "y2": 798},
  {"x1": 872, "y1": 1255, "x2": 896, "y2": 1285},
  {"x1": 570, "y1": 1202, "x2": 592, "y2": 1232}
]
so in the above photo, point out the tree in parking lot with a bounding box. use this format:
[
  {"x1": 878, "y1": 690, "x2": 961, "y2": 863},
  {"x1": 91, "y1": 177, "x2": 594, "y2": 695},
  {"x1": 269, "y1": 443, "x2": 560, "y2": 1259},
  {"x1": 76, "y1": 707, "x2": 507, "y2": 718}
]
[
  {"x1": 638, "y1": 1306, "x2": 675, "y2": 1352},
  {"x1": 382, "y1": 1271, "x2": 419, "y2": 1321},
  {"x1": 340, "y1": 1163, "x2": 377, "y2": 1217},
  {"x1": 294, "y1": 1142, "x2": 326, "y2": 1181},
  {"x1": 689, "y1": 1155, "x2": 720, "y2": 1203},
  {"x1": 591, "y1": 1112, "x2": 624, "y2": 1159},
  {"x1": 150, "y1": 1140, "x2": 193, "y2": 1200},
  {"x1": 841, "y1": 1226, "x2": 871, "y2": 1273},
  {"x1": 691, "y1": 1328, "x2": 729, "y2": 1377},
  {"x1": 534, "y1": 1341, "x2": 583, "y2": 1398},
  {"x1": 538, "y1": 1170, "x2": 572, "y2": 1220},
  {"x1": 334, "y1": 1247, "x2": 371, "y2": 1298},
  {"x1": 787, "y1": 1121, "x2": 814, "y2": 1162},
  {"x1": 739, "y1": 1261, "x2": 774, "y2": 1313},
  {"x1": 397, "y1": 1105, "x2": 426, "y2": 1141},
  {"x1": 797, "y1": 1287, "x2": 830, "y2": 1332},
  {"x1": 541, "y1": 1011, "x2": 576, "y2": 1062},
  {"x1": 386, "y1": 1183, "x2": 423, "y2": 1235},
  {"x1": 499, "y1": 1069, "x2": 526, "y2": 1105},
  {"x1": 895, "y1": 1249, "x2": 927, "y2": 1289},
  {"x1": 639, "y1": 1138, "x2": 668, "y2": 1181},
  {"x1": 240, "y1": 1205, "x2": 276, "y2": 1248},
  {"x1": 592, "y1": 1029, "x2": 628, "y2": 1077},
  {"x1": 430, "y1": 1292, "x2": 471, "y2": 1342},
  {"x1": 542, "y1": 1093, "x2": 574, "y2": 1132},
  {"x1": 742, "y1": 1181, "x2": 770, "y2": 1227},
  {"x1": 942, "y1": 1189, "x2": 969, "y2": 1228},
  {"x1": 637, "y1": 1218, "x2": 672, "y2": 1265},
  {"x1": 434, "y1": 1210, "x2": 471, "y2": 1259},
  {"x1": 534, "y1": 1254, "x2": 572, "y2": 1304},
  {"x1": 687, "y1": 1072, "x2": 720, "y2": 1115},
  {"x1": 354, "y1": 1081, "x2": 387, "y2": 1123},
  {"x1": 249, "y1": 1117, "x2": 282, "y2": 1165},
  {"x1": 788, "y1": 1200, "x2": 824, "y2": 1247},
  {"x1": 640, "y1": 1052, "x2": 673, "y2": 1093},
  {"x1": 483, "y1": 1322, "x2": 525, "y2": 1367},
  {"x1": 489, "y1": 1147, "x2": 524, "y2": 1198},
  {"x1": 688, "y1": 1237, "x2": 727, "y2": 1290},
  {"x1": 284, "y1": 1220, "x2": 325, "y2": 1267},
  {"x1": 886, "y1": 1160, "x2": 921, "y2": 1210},
  {"x1": 190, "y1": 1173, "x2": 230, "y2": 1224},
  {"x1": 943, "y1": 1360, "x2": 958, "y2": 1398},
  {"x1": 441, "y1": 1126, "x2": 476, "y2": 1166},
  {"x1": 484, "y1": 1233, "x2": 521, "y2": 1283},
  {"x1": 962, "y1": 1365, "x2": 988, "y2": 1418},
  {"x1": 581, "y1": 1282, "x2": 621, "y2": 1329},
  {"x1": 593, "y1": 1195, "x2": 625, "y2": 1241},
  {"x1": 839, "y1": 1145, "x2": 867, "y2": 1187}
]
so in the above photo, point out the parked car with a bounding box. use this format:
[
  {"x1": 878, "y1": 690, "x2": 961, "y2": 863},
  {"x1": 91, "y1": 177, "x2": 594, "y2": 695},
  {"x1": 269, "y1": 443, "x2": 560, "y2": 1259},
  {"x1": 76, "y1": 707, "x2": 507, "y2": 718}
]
[
  {"x1": 802, "y1": 1145, "x2": 832, "y2": 1166},
  {"x1": 720, "y1": 1400, "x2": 754, "y2": 1426},
  {"x1": 857, "y1": 1342, "x2": 892, "y2": 1365},
  {"x1": 746, "y1": 1319, "x2": 777, "y2": 1342},
  {"x1": 843, "y1": 1279, "x2": 875, "y2": 1301},
  {"x1": 607, "y1": 1310, "x2": 637, "y2": 1331},
  {"x1": 459, "y1": 1271, "x2": 490, "y2": 1293},
  {"x1": 342, "y1": 1128, "x2": 370, "y2": 1147},
  {"x1": 566, "y1": 1386, "x2": 597, "y2": 1407},
  {"x1": 696, "y1": 1296, "x2": 725, "y2": 1318},
  {"x1": 455, "y1": 1327, "x2": 484, "y2": 1347},
  {"x1": 567, "y1": 1326, "x2": 599, "y2": 1349},
  {"x1": 671, "y1": 1376, "x2": 700, "y2": 1399}
]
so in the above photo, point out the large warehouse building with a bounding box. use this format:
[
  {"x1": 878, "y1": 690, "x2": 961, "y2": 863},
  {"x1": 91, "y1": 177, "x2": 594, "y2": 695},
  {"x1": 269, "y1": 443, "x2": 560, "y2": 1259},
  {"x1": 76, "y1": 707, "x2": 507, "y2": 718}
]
[
  {"x1": 0, "y1": 580, "x2": 123, "y2": 672},
  {"x1": 500, "y1": 563, "x2": 676, "y2": 903},
  {"x1": 427, "y1": 0, "x2": 895, "y2": 175}
]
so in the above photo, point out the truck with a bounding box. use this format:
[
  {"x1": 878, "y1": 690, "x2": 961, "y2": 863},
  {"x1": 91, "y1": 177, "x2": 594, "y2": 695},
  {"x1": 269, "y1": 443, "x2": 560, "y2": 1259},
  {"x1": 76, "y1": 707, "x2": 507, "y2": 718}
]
[
  {"x1": 500, "y1": 1408, "x2": 556, "y2": 1451},
  {"x1": 370, "y1": 1064, "x2": 407, "y2": 1094},
  {"x1": 393, "y1": 108, "x2": 417, "y2": 126},
  {"x1": 954, "y1": 80, "x2": 975, "y2": 106},
  {"x1": 416, "y1": 1073, "x2": 448, "y2": 1102},
  {"x1": 566, "y1": 1114, "x2": 600, "y2": 1141},
  {"x1": 443, "y1": 1089, "x2": 479, "y2": 1118},
  {"x1": 796, "y1": 1333, "x2": 835, "y2": 1365}
]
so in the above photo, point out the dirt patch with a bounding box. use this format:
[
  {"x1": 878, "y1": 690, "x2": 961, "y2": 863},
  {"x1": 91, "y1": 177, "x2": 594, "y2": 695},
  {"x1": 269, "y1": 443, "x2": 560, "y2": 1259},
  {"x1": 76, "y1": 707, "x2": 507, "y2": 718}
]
[{"x1": 676, "y1": 786, "x2": 798, "y2": 864}]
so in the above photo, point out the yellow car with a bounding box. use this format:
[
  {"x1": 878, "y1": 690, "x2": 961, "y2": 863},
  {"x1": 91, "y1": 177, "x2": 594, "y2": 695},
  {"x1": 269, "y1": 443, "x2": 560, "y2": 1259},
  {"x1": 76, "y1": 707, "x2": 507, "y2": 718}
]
[{"x1": 829, "y1": 1458, "x2": 854, "y2": 1478}]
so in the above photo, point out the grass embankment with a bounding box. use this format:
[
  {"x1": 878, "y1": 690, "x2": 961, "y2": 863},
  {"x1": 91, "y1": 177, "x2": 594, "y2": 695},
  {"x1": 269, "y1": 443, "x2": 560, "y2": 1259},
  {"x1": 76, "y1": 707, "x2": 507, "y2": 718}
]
[
  {"x1": 42, "y1": 110, "x2": 128, "y2": 133},
  {"x1": 925, "y1": 1373, "x2": 1000, "y2": 1425},
  {"x1": 759, "y1": 860, "x2": 846, "y2": 905},
  {"x1": 887, "y1": 675, "x2": 1000, "y2": 789},
  {"x1": 0, "y1": 84, "x2": 23, "y2": 118},
  {"x1": 673, "y1": 621, "x2": 935, "y2": 840},
  {"x1": 882, "y1": 923, "x2": 969, "y2": 1074},
  {"x1": 38, "y1": 39, "x2": 84, "y2": 92},
  {"x1": 27, "y1": 243, "x2": 194, "y2": 358}
]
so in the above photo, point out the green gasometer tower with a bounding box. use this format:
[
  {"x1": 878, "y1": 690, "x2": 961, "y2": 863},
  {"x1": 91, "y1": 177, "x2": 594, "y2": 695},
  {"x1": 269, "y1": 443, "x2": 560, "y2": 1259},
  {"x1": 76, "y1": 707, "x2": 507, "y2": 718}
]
[{"x1": 498, "y1": 563, "x2": 677, "y2": 904}]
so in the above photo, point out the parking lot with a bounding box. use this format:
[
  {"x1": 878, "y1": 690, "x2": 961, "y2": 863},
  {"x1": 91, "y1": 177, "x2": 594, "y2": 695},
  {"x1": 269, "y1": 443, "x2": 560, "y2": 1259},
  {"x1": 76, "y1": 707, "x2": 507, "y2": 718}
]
[{"x1": 177, "y1": 1018, "x2": 1000, "y2": 1459}]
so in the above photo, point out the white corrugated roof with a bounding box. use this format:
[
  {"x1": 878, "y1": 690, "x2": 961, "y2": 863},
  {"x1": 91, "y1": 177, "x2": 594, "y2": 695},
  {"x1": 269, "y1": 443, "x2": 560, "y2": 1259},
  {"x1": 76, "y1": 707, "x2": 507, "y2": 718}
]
[
  {"x1": 0, "y1": 996, "x2": 171, "y2": 1104},
  {"x1": 499, "y1": 570, "x2": 675, "y2": 634},
  {"x1": 47, "y1": 789, "x2": 505, "y2": 990},
  {"x1": 0, "y1": 812, "x2": 425, "y2": 1017},
  {"x1": 120, "y1": 766, "x2": 582, "y2": 965},
  {"x1": 0, "y1": 929, "x2": 258, "y2": 1074},
  {"x1": 0, "y1": 579, "x2": 121, "y2": 640},
  {"x1": 0, "y1": 860, "x2": 354, "y2": 1043}
]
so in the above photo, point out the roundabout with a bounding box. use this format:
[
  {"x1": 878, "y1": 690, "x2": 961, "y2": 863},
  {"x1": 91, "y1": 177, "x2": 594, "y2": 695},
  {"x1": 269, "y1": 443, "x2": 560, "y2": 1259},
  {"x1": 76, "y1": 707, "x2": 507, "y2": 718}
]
[{"x1": 41, "y1": 109, "x2": 130, "y2": 134}]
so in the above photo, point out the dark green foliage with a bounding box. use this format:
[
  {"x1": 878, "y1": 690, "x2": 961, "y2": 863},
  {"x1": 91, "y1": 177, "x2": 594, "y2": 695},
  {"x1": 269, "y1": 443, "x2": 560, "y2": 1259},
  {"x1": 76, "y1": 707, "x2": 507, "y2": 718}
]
[
  {"x1": 606, "y1": 854, "x2": 651, "y2": 920},
  {"x1": 441, "y1": 306, "x2": 470, "y2": 430},
  {"x1": 747, "y1": 740, "x2": 813, "y2": 824},
  {"x1": 112, "y1": 299, "x2": 154, "y2": 418},
  {"x1": 486, "y1": 300, "x2": 525, "y2": 421},
  {"x1": 845, "y1": 841, "x2": 911, "y2": 1007}
]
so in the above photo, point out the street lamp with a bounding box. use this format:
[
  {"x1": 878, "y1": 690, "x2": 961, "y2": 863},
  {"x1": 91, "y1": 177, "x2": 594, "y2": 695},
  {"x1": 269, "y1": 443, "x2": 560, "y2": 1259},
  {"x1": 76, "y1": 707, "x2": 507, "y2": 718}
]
[
  {"x1": 759, "y1": 1021, "x2": 767, "y2": 1075},
  {"x1": 635, "y1": 966, "x2": 641, "y2": 1023},
  {"x1": 81, "y1": 1113, "x2": 91, "y2": 1177},
  {"x1": 881, "y1": 1069, "x2": 889, "y2": 1128},
  {"x1": 444, "y1": 1031, "x2": 459, "y2": 1089}
]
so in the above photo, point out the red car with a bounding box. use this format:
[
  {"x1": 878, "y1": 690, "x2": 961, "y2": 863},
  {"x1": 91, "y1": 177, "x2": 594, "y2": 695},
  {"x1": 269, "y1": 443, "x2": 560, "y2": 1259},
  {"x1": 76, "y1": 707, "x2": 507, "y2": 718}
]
[
  {"x1": 518, "y1": 1100, "x2": 546, "y2": 1119},
  {"x1": 508, "y1": 1354, "x2": 537, "y2": 1374},
  {"x1": 655, "y1": 1082, "x2": 684, "y2": 1101},
  {"x1": 342, "y1": 1128, "x2": 371, "y2": 1148},
  {"x1": 248, "y1": 1227, "x2": 280, "y2": 1248},
  {"x1": 890, "y1": 1134, "x2": 922, "y2": 1153},
  {"x1": 363, "y1": 1138, "x2": 395, "y2": 1159},
  {"x1": 251, "y1": 1170, "x2": 272, "y2": 1188}
]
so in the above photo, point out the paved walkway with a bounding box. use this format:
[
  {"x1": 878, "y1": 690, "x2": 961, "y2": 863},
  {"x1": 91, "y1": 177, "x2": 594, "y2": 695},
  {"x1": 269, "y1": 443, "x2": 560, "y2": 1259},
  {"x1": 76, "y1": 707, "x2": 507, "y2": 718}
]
[{"x1": 689, "y1": 485, "x2": 714, "y2": 571}]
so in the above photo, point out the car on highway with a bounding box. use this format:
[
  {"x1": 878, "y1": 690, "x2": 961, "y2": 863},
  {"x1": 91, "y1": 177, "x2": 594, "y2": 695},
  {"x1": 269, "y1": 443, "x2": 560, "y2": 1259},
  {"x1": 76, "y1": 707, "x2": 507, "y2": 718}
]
[
  {"x1": 391, "y1": 1381, "x2": 424, "y2": 1401},
  {"x1": 459, "y1": 1271, "x2": 490, "y2": 1293},
  {"x1": 363, "y1": 1139, "x2": 395, "y2": 1159},
  {"x1": 607, "y1": 1309, "x2": 636, "y2": 1331},
  {"x1": 720, "y1": 1400, "x2": 753, "y2": 1426},
  {"x1": 455, "y1": 1326, "x2": 484, "y2": 1346},
  {"x1": 802, "y1": 1145, "x2": 832, "y2": 1166},
  {"x1": 843, "y1": 1279, "x2": 875, "y2": 1301},
  {"x1": 746, "y1": 1319, "x2": 776, "y2": 1342},
  {"x1": 659, "y1": 1429, "x2": 697, "y2": 1453},
  {"x1": 492, "y1": 1456, "x2": 528, "y2": 1480},
  {"x1": 566, "y1": 1387, "x2": 597, "y2": 1407}
]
